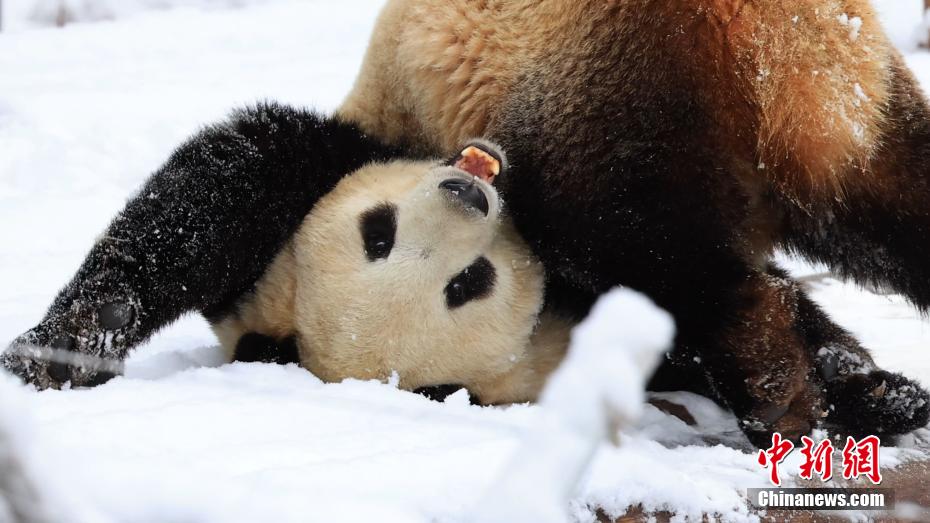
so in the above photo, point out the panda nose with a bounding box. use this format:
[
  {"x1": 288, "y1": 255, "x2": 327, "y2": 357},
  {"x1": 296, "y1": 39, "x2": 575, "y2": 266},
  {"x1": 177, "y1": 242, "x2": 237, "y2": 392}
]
[{"x1": 439, "y1": 178, "x2": 489, "y2": 216}]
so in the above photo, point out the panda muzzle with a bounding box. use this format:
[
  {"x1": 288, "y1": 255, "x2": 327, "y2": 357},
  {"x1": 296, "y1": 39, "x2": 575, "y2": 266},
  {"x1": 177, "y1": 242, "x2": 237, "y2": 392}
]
[{"x1": 439, "y1": 178, "x2": 490, "y2": 216}]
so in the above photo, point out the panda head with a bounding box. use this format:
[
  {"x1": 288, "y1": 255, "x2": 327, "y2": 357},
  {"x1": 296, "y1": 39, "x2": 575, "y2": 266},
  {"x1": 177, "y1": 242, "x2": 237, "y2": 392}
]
[{"x1": 291, "y1": 140, "x2": 545, "y2": 392}]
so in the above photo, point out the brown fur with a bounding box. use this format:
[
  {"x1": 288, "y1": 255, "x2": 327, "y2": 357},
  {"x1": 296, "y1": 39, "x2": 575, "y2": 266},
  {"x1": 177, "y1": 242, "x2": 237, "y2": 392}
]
[{"x1": 342, "y1": 0, "x2": 891, "y2": 203}]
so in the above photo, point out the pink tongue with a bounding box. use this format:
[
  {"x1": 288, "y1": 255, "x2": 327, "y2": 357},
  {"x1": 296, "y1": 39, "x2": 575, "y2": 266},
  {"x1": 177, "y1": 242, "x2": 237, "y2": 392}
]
[{"x1": 454, "y1": 146, "x2": 500, "y2": 184}]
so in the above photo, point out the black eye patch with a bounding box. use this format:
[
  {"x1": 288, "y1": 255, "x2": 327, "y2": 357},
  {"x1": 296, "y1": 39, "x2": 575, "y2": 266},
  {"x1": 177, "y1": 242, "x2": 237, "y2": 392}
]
[
  {"x1": 360, "y1": 204, "x2": 397, "y2": 261},
  {"x1": 445, "y1": 257, "x2": 496, "y2": 309}
]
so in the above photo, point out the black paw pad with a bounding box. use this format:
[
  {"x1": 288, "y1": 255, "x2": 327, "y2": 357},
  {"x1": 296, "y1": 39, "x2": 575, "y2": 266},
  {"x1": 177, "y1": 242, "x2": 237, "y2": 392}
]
[
  {"x1": 45, "y1": 335, "x2": 77, "y2": 384},
  {"x1": 46, "y1": 362, "x2": 71, "y2": 384},
  {"x1": 98, "y1": 301, "x2": 135, "y2": 330},
  {"x1": 817, "y1": 351, "x2": 840, "y2": 381},
  {"x1": 815, "y1": 346, "x2": 874, "y2": 382}
]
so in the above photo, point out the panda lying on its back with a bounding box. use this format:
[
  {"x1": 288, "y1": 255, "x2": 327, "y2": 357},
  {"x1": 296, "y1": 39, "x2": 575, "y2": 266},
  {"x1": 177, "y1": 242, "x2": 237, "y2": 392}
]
[{"x1": 213, "y1": 142, "x2": 572, "y2": 405}]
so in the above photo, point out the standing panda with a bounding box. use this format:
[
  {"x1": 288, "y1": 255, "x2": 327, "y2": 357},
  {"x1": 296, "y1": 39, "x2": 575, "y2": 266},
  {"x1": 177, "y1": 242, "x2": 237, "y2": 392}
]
[
  {"x1": 218, "y1": 141, "x2": 572, "y2": 405},
  {"x1": 5, "y1": 0, "x2": 930, "y2": 447}
]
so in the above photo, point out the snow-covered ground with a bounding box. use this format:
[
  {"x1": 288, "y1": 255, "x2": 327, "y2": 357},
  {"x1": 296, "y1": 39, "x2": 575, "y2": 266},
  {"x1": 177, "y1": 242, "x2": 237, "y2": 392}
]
[{"x1": 1, "y1": 1, "x2": 930, "y2": 522}]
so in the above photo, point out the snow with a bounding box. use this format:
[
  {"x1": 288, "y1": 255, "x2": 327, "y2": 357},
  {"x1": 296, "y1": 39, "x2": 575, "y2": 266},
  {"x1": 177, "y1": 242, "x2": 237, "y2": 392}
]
[
  {"x1": 1, "y1": 1, "x2": 930, "y2": 522},
  {"x1": 836, "y1": 13, "x2": 863, "y2": 42},
  {"x1": 470, "y1": 290, "x2": 673, "y2": 523}
]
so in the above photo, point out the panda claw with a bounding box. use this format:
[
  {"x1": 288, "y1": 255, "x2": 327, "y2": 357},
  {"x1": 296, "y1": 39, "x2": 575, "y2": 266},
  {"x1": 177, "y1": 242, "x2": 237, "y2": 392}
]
[
  {"x1": 46, "y1": 361, "x2": 71, "y2": 384},
  {"x1": 98, "y1": 301, "x2": 135, "y2": 330},
  {"x1": 817, "y1": 351, "x2": 840, "y2": 381},
  {"x1": 870, "y1": 380, "x2": 887, "y2": 398},
  {"x1": 756, "y1": 403, "x2": 790, "y2": 425}
]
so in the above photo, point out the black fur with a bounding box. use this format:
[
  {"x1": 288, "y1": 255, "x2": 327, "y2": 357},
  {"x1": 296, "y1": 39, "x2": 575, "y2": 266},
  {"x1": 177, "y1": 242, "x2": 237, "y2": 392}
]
[
  {"x1": 825, "y1": 370, "x2": 930, "y2": 441},
  {"x1": 360, "y1": 204, "x2": 398, "y2": 262},
  {"x1": 413, "y1": 384, "x2": 481, "y2": 405},
  {"x1": 234, "y1": 333, "x2": 300, "y2": 365},
  {"x1": 445, "y1": 257, "x2": 496, "y2": 309},
  {"x1": 1, "y1": 103, "x2": 411, "y2": 387}
]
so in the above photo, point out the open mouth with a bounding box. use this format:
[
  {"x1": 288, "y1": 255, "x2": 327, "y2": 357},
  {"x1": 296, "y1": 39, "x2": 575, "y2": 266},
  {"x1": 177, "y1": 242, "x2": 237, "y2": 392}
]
[
  {"x1": 438, "y1": 141, "x2": 505, "y2": 216},
  {"x1": 452, "y1": 145, "x2": 502, "y2": 185}
]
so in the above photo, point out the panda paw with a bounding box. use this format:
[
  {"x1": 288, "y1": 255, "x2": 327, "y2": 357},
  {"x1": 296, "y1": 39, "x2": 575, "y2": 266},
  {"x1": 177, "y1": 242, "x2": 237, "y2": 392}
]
[
  {"x1": 824, "y1": 370, "x2": 930, "y2": 440},
  {"x1": 2, "y1": 295, "x2": 140, "y2": 389}
]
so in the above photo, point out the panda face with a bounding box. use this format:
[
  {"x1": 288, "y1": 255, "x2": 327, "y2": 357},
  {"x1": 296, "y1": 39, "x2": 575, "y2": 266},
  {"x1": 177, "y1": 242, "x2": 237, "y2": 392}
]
[
  {"x1": 354, "y1": 162, "x2": 502, "y2": 307},
  {"x1": 288, "y1": 149, "x2": 545, "y2": 392},
  {"x1": 359, "y1": 201, "x2": 497, "y2": 309}
]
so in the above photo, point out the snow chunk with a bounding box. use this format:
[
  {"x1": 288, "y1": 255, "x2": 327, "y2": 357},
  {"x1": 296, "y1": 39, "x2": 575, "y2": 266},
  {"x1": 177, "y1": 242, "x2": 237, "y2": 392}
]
[
  {"x1": 853, "y1": 82, "x2": 870, "y2": 104},
  {"x1": 541, "y1": 289, "x2": 675, "y2": 436},
  {"x1": 469, "y1": 289, "x2": 674, "y2": 523},
  {"x1": 0, "y1": 373, "x2": 42, "y2": 523},
  {"x1": 0, "y1": 372, "x2": 97, "y2": 523},
  {"x1": 837, "y1": 13, "x2": 864, "y2": 41},
  {"x1": 849, "y1": 16, "x2": 863, "y2": 41}
]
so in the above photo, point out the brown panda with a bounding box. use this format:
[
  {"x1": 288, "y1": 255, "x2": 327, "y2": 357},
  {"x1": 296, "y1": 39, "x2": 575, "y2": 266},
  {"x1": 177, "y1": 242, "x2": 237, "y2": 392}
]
[
  {"x1": 6, "y1": 1, "x2": 930, "y2": 448},
  {"x1": 213, "y1": 142, "x2": 572, "y2": 404}
]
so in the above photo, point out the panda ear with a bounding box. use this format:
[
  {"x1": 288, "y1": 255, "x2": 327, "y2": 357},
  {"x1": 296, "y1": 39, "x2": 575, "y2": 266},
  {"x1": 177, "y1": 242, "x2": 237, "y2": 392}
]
[{"x1": 447, "y1": 139, "x2": 507, "y2": 184}]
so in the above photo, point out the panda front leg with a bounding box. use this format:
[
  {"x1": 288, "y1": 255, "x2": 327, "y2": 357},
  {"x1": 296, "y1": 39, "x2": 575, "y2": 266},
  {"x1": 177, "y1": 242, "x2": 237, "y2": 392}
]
[
  {"x1": 683, "y1": 271, "x2": 826, "y2": 447},
  {"x1": 1, "y1": 103, "x2": 407, "y2": 389}
]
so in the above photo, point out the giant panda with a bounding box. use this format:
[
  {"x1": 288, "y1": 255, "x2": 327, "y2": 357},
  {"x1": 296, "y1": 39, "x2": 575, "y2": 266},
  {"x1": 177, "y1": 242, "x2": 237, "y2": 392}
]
[
  {"x1": 214, "y1": 141, "x2": 572, "y2": 404},
  {"x1": 6, "y1": 0, "x2": 930, "y2": 448}
]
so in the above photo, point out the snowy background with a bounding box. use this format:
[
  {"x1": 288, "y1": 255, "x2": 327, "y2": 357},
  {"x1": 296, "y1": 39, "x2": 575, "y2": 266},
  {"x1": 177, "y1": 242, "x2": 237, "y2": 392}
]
[{"x1": 1, "y1": 0, "x2": 930, "y2": 521}]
